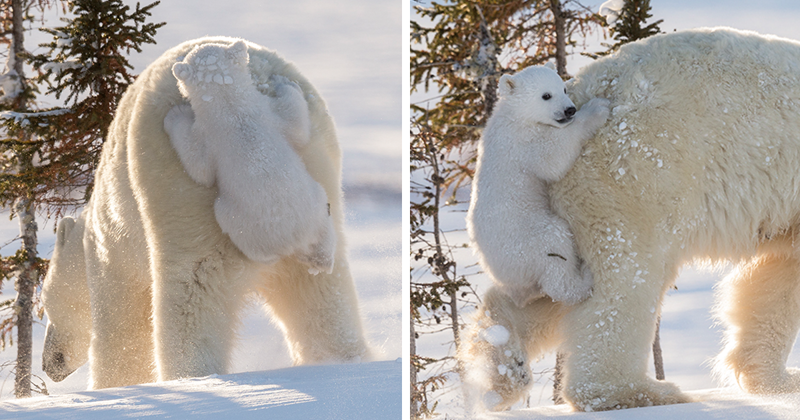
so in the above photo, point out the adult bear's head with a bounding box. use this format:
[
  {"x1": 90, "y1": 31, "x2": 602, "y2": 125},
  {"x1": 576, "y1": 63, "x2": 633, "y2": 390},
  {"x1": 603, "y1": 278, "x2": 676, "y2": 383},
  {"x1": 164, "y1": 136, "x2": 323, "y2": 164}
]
[{"x1": 41, "y1": 215, "x2": 91, "y2": 382}]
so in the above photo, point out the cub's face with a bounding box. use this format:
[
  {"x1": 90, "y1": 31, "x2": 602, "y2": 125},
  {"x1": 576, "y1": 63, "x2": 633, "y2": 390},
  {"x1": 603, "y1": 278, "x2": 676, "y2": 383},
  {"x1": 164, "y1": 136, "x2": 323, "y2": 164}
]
[{"x1": 498, "y1": 66, "x2": 577, "y2": 128}]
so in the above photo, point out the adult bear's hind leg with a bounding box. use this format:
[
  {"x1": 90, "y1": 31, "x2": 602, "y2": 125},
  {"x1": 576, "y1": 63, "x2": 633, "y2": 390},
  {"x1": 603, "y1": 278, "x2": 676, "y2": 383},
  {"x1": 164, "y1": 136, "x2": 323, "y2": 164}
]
[
  {"x1": 256, "y1": 256, "x2": 370, "y2": 364},
  {"x1": 152, "y1": 241, "x2": 250, "y2": 381},
  {"x1": 718, "y1": 241, "x2": 800, "y2": 394}
]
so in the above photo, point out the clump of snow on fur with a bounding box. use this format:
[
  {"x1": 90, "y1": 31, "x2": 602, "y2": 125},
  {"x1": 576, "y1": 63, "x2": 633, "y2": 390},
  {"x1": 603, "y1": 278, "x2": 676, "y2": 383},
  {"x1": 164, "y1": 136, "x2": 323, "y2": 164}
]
[
  {"x1": 482, "y1": 391, "x2": 503, "y2": 410},
  {"x1": 599, "y1": 0, "x2": 625, "y2": 25},
  {"x1": 479, "y1": 325, "x2": 510, "y2": 346}
]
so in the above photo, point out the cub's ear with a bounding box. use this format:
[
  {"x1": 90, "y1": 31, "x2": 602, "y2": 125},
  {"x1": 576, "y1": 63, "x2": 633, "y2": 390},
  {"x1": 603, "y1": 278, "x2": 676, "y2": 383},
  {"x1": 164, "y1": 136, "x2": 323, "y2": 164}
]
[
  {"x1": 499, "y1": 74, "x2": 516, "y2": 97},
  {"x1": 55, "y1": 217, "x2": 76, "y2": 248},
  {"x1": 544, "y1": 62, "x2": 557, "y2": 71},
  {"x1": 172, "y1": 62, "x2": 192, "y2": 81},
  {"x1": 226, "y1": 40, "x2": 249, "y2": 65}
]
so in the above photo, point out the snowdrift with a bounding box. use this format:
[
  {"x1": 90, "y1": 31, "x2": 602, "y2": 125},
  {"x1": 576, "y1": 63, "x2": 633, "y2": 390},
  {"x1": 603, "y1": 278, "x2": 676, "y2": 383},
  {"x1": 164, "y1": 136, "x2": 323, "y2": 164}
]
[
  {"x1": 471, "y1": 389, "x2": 800, "y2": 420},
  {"x1": 0, "y1": 360, "x2": 400, "y2": 419}
]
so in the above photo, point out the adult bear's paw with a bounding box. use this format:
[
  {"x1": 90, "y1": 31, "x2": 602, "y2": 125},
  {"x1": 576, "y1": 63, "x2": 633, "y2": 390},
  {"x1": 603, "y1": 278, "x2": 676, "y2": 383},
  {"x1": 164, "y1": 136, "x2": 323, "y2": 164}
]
[{"x1": 566, "y1": 377, "x2": 692, "y2": 412}]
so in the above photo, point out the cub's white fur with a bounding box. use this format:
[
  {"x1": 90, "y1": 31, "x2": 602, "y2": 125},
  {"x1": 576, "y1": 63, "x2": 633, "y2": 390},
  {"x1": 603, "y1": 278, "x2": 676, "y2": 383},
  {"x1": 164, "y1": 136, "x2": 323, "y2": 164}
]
[
  {"x1": 41, "y1": 37, "x2": 370, "y2": 390},
  {"x1": 167, "y1": 41, "x2": 335, "y2": 273},
  {"x1": 467, "y1": 66, "x2": 610, "y2": 307}
]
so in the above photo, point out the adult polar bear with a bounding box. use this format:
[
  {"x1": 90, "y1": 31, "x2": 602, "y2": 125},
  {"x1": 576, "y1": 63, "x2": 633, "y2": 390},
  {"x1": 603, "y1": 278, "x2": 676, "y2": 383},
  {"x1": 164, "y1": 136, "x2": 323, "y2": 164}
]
[
  {"x1": 467, "y1": 27, "x2": 800, "y2": 411},
  {"x1": 41, "y1": 37, "x2": 370, "y2": 389}
]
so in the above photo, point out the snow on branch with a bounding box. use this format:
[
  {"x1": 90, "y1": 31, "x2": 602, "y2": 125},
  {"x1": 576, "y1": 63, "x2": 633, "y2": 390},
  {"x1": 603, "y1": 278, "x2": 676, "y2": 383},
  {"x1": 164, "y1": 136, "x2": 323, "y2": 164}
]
[
  {"x1": 53, "y1": 30, "x2": 72, "y2": 48},
  {"x1": 0, "y1": 52, "x2": 22, "y2": 103},
  {"x1": 599, "y1": 0, "x2": 626, "y2": 26},
  {"x1": 40, "y1": 31, "x2": 83, "y2": 76},
  {"x1": 0, "y1": 109, "x2": 71, "y2": 126},
  {"x1": 42, "y1": 60, "x2": 84, "y2": 75}
]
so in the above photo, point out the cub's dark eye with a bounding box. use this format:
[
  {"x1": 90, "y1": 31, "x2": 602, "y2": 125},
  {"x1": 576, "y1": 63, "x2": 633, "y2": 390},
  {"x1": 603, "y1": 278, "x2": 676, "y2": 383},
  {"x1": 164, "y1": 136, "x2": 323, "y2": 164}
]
[
  {"x1": 564, "y1": 88, "x2": 567, "y2": 94},
  {"x1": 542, "y1": 93, "x2": 552, "y2": 100}
]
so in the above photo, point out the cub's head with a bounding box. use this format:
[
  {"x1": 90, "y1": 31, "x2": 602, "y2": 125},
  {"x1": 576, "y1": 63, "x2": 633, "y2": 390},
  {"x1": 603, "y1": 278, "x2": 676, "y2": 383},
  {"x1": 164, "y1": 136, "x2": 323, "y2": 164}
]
[
  {"x1": 172, "y1": 40, "x2": 251, "y2": 99},
  {"x1": 498, "y1": 65, "x2": 577, "y2": 128}
]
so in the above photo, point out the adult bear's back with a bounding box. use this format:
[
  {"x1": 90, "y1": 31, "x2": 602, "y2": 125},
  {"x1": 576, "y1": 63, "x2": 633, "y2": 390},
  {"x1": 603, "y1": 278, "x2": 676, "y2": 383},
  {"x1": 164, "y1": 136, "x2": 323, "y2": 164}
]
[{"x1": 553, "y1": 27, "x2": 800, "y2": 262}]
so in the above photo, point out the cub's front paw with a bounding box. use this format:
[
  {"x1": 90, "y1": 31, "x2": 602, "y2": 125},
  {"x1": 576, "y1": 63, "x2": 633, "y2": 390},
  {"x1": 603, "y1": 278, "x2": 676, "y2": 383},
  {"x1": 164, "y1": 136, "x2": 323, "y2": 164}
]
[
  {"x1": 269, "y1": 74, "x2": 311, "y2": 149},
  {"x1": 270, "y1": 74, "x2": 303, "y2": 96},
  {"x1": 163, "y1": 103, "x2": 194, "y2": 137},
  {"x1": 582, "y1": 97, "x2": 611, "y2": 121}
]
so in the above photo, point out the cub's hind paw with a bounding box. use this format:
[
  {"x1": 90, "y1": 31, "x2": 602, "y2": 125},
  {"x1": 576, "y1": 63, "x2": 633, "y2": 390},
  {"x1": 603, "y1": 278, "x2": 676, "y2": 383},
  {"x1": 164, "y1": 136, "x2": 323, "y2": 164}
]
[{"x1": 296, "y1": 218, "x2": 336, "y2": 275}]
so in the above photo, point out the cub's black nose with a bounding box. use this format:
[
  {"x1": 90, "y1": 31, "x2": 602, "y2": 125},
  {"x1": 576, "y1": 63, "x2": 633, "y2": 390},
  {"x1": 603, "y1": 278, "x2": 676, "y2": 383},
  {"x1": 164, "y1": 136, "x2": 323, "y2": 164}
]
[{"x1": 564, "y1": 106, "x2": 577, "y2": 118}]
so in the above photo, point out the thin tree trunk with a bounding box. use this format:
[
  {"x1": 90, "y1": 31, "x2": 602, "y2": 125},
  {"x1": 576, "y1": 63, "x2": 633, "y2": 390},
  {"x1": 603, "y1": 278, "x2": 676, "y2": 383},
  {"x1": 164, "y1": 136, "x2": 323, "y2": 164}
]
[
  {"x1": 550, "y1": 0, "x2": 568, "y2": 78},
  {"x1": 410, "y1": 313, "x2": 418, "y2": 419},
  {"x1": 475, "y1": 5, "x2": 499, "y2": 117},
  {"x1": 13, "y1": 197, "x2": 37, "y2": 399},
  {"x1": 449, "y1": 291, "x2": 460, "y2": 350},
  {"x1": 653, "y1": 317, "x2": 665, "y2": 380},
  {"x1": 11, "y1": 0, "x2": 24, "y2": 78},
  {"x1": 552, "y1": 352, "x2": 566, "y2": 404},
  {"x1": 11, "y1": 0, "x2": 36, "y2": 399},
  {"x1": 427, "y1": 139, "x2": 462, "y2": 357}
]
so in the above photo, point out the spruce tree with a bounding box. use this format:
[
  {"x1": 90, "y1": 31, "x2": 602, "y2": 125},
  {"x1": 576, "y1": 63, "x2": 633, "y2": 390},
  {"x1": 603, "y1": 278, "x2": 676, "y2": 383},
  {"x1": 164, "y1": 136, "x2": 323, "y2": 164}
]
[
  {"x1": 0, "y1": 0, "x2": 61, "y2": 399},
  {"x1": 411, "y1": 1, "x2": 603, "y2": 415},
  {"x1": 28, "y1": 0, "x2": 164, "y2": 203},
  {"x1": 0, "y1": 0, "x2": 163, "y2": 398},
  {"x1": 599, "y1": 0, "x2": 662, "y2": 55},
  {"x1": 412, "y1": 0, "x2": 602, "y2": 152}
]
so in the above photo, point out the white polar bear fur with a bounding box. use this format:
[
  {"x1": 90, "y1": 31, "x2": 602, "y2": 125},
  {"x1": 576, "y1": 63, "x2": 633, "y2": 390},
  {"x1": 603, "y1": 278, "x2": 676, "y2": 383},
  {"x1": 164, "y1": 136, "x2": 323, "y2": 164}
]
[
  {"x1": 40, "y1": 37, "x2": 371, "y2": 390},
  {"x1": 166, "y1": 41, "x2": 335, "y2": 273},
  {"x1": 463, "y1": 27, "x2": 800, "y2": 412},
  {"x1": 467, "y1": 66, "x2": 609, "y2": 307},
  {"x1": 41, "y1": 215, "x2": 92, "y2": 382}
]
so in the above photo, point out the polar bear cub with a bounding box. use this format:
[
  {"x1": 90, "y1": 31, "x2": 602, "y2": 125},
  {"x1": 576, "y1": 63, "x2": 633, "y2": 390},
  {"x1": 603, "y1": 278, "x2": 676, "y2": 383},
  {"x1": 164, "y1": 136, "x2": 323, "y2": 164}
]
[
  {"x1": 467, "y1": 65, "x2": 610, "y2": 306},
  {"x1": 165, "y1": 41, "x2": 335, "y2": 273}
]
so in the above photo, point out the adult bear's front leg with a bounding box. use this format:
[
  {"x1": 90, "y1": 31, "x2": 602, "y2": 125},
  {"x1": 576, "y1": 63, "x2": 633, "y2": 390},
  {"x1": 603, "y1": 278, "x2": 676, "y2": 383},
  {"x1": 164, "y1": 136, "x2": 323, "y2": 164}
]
[
  {"x1": 84, "y1": 233, "x2": 156, "y2": 389},
  {"x1": 559, "y1": 222, "x2": 691, "y2": 411}
]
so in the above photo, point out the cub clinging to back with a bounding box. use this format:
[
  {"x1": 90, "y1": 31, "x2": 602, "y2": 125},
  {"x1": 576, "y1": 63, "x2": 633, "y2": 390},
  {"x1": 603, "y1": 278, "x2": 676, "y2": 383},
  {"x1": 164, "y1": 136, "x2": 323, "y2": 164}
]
[
  {"x1": 467, "y1": 65, "x2": 610, "y2": 306},
  {"x1": 165, "y1": 40, "x2": 335, "y2": 274}
]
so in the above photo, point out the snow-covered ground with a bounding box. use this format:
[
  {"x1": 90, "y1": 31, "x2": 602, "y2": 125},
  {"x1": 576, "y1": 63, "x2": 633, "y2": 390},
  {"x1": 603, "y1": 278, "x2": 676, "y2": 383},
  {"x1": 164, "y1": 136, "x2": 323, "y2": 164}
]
[
  {"x1": 411, "y1": 1, "x2": 800, "y2": 419},
  {"x1": 0, "y1": 0, "x2": 402, "y2": 415},
  {"x1": 0, "y1": 360, "x2": 401, "y2": 419},
  {"x1": 475, "y1": 390, "x2": 800, "y2": 420}
]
